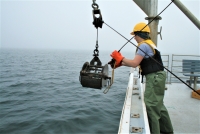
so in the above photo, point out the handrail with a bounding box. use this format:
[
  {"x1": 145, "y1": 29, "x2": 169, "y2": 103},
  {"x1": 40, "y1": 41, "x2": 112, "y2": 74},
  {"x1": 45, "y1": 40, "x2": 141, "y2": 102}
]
[{"x1": 170, "y1": 54, "x2": 200, "y2": 83}]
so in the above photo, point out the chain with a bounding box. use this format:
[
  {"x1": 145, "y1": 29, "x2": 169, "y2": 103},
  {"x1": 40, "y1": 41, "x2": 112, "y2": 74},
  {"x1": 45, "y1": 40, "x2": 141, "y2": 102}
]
[
  {"x1": 92, "y1": 0, "x2": 101, "y2": 57},
  {"x1": 93, "y1": 28, "x2": 99, "y2": 57}
]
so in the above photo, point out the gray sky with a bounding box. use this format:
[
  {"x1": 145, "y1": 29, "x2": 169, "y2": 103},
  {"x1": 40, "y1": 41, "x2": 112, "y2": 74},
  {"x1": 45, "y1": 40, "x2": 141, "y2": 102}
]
[{"x1": 1, "y1": 0, "x2": 200, "y2": 55}]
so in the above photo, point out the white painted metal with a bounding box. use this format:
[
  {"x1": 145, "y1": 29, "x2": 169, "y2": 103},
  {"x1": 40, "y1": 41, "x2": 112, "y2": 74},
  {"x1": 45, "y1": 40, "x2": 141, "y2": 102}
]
[
  {"x1": 132, "y1": 0, "x2": 159, "y2": 46},
  {"x1": 132, "y1": 0, "x2": 200, "y2": 45},
  {"x1": 172, "y1": 0, "x2": 200, "y2": 30},
  {"x1": 132, "y1": 0, "x2": 157, "y2": 17},
  {"x1": 139, "y1": 81, "x2": 150, "y2": 134},
  {"x1": 119, "y1": 1, "x2": 200, "y2": 133},
  {"x1": 118, "y1": 68, "x2": 150, "y2": 134},
  {"x1": 118, "y1": 71, "x2": 133, "y2": 133}
]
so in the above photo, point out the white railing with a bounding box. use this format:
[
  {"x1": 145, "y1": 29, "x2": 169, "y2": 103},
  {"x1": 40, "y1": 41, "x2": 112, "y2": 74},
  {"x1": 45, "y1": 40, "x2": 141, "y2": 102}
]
[{"x1": 118, "y1": 67, "x2": 150, "y2": 134}]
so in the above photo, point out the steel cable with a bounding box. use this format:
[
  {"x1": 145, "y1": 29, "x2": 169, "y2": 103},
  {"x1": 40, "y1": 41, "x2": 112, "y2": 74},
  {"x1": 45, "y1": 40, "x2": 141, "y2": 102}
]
[{"x1": 103, "y1": 0, "x2": 200, "y2": 96}]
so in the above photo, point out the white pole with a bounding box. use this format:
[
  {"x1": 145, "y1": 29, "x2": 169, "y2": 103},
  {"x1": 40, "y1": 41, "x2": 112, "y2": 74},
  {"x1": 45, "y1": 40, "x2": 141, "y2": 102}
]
[
  {"x1": 172, "y1": 0, "x2": 200, "y2": 30},
  {"x1": 133, "y1": 0, "x2": 160, "y2": 46}
]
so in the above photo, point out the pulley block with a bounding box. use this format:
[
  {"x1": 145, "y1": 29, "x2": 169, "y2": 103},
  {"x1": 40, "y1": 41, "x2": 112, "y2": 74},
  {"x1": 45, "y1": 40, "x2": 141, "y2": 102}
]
[
  {"x1": 92, "y1": 8, "x2": 103, "y2": 28},
  {"x1": 79, "y1": 57, "x2": 111, "y2": 89}
]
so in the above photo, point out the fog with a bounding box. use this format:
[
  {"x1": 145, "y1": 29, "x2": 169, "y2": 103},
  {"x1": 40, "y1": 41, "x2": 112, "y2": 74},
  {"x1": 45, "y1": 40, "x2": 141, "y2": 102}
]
[{"x1": 1, "y1": 0, "x2": 200, "y2": 55}]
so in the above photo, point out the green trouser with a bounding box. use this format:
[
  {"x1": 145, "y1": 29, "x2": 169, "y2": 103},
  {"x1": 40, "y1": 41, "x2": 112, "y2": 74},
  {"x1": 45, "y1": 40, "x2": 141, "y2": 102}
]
[{"x1": 144, "y1": 71, "x2": 173, "y2": 134}]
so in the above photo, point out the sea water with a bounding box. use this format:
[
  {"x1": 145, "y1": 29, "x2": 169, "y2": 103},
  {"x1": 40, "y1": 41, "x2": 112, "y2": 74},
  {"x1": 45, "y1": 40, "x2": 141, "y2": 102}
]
[{"x1": 0, "y1": 48, "x2": 134, "y2": 134}]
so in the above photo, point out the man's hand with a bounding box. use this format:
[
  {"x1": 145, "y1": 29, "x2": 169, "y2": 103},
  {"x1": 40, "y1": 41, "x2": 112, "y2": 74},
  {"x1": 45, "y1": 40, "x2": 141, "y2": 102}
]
[
  {"x1": 108, "y1": 59, "x2": 121, "y2": 69},
  {"x1": 109, "y1": 50, "x2": 124, "y2": 69}
]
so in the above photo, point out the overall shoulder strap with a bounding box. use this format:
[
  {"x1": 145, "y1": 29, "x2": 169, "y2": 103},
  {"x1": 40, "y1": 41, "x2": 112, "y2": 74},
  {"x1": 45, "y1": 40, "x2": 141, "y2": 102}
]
[{"x1": 136, "y1": 39, "x2": 156, "y2": 54}]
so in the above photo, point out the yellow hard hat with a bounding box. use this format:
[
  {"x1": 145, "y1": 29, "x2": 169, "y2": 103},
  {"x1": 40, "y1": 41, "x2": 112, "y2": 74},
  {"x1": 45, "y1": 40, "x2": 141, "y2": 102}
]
[{"x1": 130, "y1": 22, "x2": 150, "y2": 35}]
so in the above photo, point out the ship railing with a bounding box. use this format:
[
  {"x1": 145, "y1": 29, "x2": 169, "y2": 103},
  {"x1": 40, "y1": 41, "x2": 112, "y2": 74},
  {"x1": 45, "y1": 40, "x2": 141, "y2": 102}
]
[{"x1": 169, "y1": 54, "x2": 200, "y2": 83}]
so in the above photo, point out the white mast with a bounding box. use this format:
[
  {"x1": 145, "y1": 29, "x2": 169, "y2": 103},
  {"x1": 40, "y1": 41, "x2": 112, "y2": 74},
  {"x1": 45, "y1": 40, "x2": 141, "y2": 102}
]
[
  {"x1": 133, "y1": 0, "x2": 160, "y2": 46},
  {"x1": 132, "y1": 0, "x2": 200, "y2": 46},
  {"x1": 172, "y1": 0, "x2": 200, "y2": 30}
]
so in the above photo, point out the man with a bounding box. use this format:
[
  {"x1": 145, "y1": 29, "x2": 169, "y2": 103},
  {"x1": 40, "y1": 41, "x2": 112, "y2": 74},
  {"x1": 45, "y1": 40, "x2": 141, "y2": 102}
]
[{"x1": 109, "y1": 22, "x2": 174, "y2": 134}]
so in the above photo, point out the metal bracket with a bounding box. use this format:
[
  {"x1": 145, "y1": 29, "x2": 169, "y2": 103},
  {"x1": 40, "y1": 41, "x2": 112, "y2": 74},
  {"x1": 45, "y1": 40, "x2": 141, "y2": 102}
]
[
  {"x1": 131, "y1": 113, "x2": 140, "y2": 118},
  {"x1": 158, "y1": 26, "x2": 162, "y2": 40},
  {"x1": 133, "y1": 92, "x2": 139, "y2": 95},
  {"x1": 90, "y1": 56, "x2": 101, "y2": 66},
  {"x1": 145, "y1": 16, "x2": 162, "y2": 20},
  {"x1": 133, "y1": 78, "x2": 138, "y2": 85},
  {"x1": 131, "y1": 127, "x2": 143, "y2": 133},
  {"x1": 133, "y1": 87, "x2": 139, "y2": 90}
]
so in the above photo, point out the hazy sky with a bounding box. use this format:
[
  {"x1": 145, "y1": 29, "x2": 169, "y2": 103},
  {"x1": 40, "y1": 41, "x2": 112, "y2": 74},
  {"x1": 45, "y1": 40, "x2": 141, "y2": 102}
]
[{"x1": 1, "y1": 0, "x2": 200, "y2": 55}]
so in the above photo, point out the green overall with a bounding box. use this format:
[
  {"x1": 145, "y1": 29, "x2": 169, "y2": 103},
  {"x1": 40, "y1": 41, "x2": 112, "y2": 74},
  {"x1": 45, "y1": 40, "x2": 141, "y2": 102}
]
[{"x1": 144, "y1": 71, "x2": 173, "y2": 134}]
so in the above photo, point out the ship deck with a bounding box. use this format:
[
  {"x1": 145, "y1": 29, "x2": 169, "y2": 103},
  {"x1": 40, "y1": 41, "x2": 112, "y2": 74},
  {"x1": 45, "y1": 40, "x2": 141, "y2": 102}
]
[
  {"x1": 118, "y1": 68, "x2": 200, "y2": 134},
  {"x1": 163, "y1": 83, "x2": 200, "y2": 133}
]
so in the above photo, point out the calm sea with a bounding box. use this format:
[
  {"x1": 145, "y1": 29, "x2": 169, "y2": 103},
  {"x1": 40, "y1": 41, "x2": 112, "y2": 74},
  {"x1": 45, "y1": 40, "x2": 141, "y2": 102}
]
[{"x1": 0, "y1": 48, "x2": 134, "y2": 134}]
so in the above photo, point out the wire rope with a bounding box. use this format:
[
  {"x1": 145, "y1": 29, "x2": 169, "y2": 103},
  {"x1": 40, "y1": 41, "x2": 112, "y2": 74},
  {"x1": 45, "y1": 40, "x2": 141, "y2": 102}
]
[{"x1": 103, "y1": 0, "x2": 200, "y2": 95}]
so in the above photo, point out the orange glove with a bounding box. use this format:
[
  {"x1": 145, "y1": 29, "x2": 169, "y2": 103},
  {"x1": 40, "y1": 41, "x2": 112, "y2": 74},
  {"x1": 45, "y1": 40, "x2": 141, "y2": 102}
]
[{"x1": 109, "y1": 50, "x2": 124, "y2": 68}]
